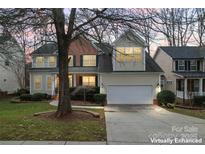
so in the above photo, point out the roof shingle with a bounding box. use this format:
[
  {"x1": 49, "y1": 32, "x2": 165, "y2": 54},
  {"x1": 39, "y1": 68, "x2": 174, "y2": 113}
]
[
  {"x1": 31, "y1": 43, "x2": 58, "y2": 55},
  {"x1": 159, "y1": 46, "x2": 205, "y2": 59}
]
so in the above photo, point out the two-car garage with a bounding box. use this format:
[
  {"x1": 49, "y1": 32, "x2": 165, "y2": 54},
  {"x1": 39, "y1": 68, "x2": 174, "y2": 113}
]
[
  {"x1": 99, "y1": 73, "x2": 160, "y2": 105},
  {"x1": 106, "y1": 85, "x2": 153, "y2": 104}
]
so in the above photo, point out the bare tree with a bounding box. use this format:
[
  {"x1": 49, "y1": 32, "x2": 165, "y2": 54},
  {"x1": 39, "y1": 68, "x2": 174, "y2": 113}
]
[
  {"x1": 194, "y1": 8, "x2": 205, "y2": 46},
  {"x1": 149, "y1": 8, "x2": 196, "y2": 46}
]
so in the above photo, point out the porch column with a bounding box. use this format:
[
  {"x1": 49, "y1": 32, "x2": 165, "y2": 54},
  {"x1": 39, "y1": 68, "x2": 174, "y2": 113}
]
[
  {"x1": 184, "y1": 78, "x2": 187, "y2": 99},
  {"x1": 51, "y1": 75, "x2": 55, "y2": 96},
  {"x1": 73, "y1": 74, "x2": 77, "y2": 87},
  {"x1": 199, "y1": 78, "x2": 203, "y2": 96}
]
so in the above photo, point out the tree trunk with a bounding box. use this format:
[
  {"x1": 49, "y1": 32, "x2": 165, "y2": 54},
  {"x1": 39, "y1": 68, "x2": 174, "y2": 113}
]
[{"x1": 52, "y1": 9, "x2": 72, "y2": 117}]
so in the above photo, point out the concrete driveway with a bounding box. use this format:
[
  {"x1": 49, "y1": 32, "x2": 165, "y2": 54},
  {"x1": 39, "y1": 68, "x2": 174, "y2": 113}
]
[{"x1": 105, "y1": 105, "x2": 205, "y2": 145}]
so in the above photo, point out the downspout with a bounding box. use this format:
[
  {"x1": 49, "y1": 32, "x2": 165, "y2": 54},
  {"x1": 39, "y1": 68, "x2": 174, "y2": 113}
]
[{"x1": 183, "y1": 77, "x2": 186, "y2": 104}]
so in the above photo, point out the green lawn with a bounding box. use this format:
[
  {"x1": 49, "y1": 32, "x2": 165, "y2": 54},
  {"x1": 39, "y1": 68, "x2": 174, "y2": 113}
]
[
  {"x1": 166, "y1": 107, "x2": 205, "y2": 119},
  {"x1": 0, "y1": 98, "x2": 106, "y2": 141}
]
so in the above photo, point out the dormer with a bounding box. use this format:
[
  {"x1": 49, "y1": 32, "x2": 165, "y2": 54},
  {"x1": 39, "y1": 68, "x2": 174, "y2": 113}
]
[{"x1": 112, "y1": 30, "x2": 146, "y2": 71}]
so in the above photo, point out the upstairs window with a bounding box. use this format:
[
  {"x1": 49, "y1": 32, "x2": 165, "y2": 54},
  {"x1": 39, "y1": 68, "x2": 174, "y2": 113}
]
[
  {"x1": 178, "y1": 60, "x2": 185, "y2": 71},
  {"x1": 116, "y1": 47, "x2": 142, "y2": 62},
  {"x1": 176, "y1": 60, "x2": 200, "y2": 72},
  {"x1": 68, "y1": 55, "x2": 73, "y2": 66},
  {"x1": 35, "y1": 56, "x2": 44, "y2": 67},
  {"x1": 48, "y1": 56, "x2": 56, "y2": 67},
  {"x1": 190, "y1": 60, "x2": 197, "y2": 71},
  {"x1": 83, "y1": 55, "x2": 96, "y2": 66}
]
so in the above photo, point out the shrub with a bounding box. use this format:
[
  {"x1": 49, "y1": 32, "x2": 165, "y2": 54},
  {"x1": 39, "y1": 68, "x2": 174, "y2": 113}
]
[
  {"x1": 157, "y1": 90, "x2": 175, "y2": 106},
  {"x1": 20, "y1": 94, "x2": 32, "y2": 101},
  {"x1": 69, "y1": 87, "x2": 76, "y2": 93},
  {"x1": 47, "y1": 95, "x2": 52, "y2": 100},
  {"x1": 31, "y1": 94, "x2": 42, "y2": 101},
  {"x1": 71, "y1": 94, "x2": 84, "y2": 100},
  {"x1": 17, "y1": 88, "x2": 29, "y2": 96},
  {"x1": 70, "y1": 87, "x2": 100, "y2": 102},
  {"x1": 93, "y1": 94, "x2": 107, "y2": 105},
  {"x1": 32, "y1": 93, "x2": 48, "y2": 100},
  {"x1": 193, "y1": 96, "x2": 205, "y2": 107},
  {"x1": 70, "y1": 94, "x2": 95, "y2": 102}
]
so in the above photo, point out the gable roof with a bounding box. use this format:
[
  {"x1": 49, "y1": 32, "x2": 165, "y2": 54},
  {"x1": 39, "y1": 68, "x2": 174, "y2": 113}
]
[
  {"x1": 98, "y1": 51, "x2": 163, "y2": 73},
  {"x1": 31, "y1": 43, "x2": 58, "y2": 55},
  {"x1": 145, "y1": 52, "x2": 163, "y2": 72},
  {"x1": 158, "y1": 46, "x2": 205, "y2": 59},
  {"x1": 113, "y1": 30, "x2": 147, "y2": 47}
]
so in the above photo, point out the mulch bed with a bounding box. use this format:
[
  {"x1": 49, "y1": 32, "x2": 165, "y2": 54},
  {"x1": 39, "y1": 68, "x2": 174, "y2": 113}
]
[{"x1": 37, "y1": 110, "x2": 103, "y2": 122}]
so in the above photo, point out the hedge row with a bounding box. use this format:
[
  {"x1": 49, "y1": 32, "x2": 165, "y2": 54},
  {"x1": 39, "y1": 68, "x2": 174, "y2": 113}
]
[
  {"x1": 20, "y1": 93, "x2": 52, "y2": 101},
  {"x1": 193, "y1": 96, "x2": 205, "y2": 107}
]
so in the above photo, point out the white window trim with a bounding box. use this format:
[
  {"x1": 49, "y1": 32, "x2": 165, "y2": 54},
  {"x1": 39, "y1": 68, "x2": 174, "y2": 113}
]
[
  {"x1": 35, "y1": 56, "x2": 45, "y2": 68},
  {"x1": 115, "y1": 47, "x2": 143, "y2": 63},
  {"x1": 178, "y1": 60, "x2": 185, "y2": 71},
  {"x1": 82, "y1": 76, "x2": 96, "y2": 86},
  {"x1": 34, "y1": 75, "x2": 43, "y2": 90},
  {"x1": 46, "y1": 75, "x2": 52, "y2": 91},
  {"x1": 68, "y1": 75, "x2": 73, "y2": 87},
  {"x1": 48, "y1": 56, "x2": 57, "y2": 68},
  {"x1": 68, "y1": 55, "x2": 74, "y2": 67},
  {"x1": 82, "y1": 55, "x2": 97, "y2": 67},
  {"x1": 190, "y1": 60, "x2": 197, "y2": 71}
]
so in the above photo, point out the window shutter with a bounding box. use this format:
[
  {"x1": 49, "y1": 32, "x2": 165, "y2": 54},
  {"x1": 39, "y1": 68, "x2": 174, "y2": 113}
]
[
  {"x1": 96, "y1": 55, "x2": 98, "y2": 67},
  {"x1": 73, "y1": 55, "x2": 76, "y2": 66},
  {"x1": 95, "y1": 76, "x2": 98, "y2": 87},
  {"x1": 79, "y1": 76, "x2": 82, "y2": 86},
  {"x1": 187, "y1": 61, "x2": 190, "y2": 71},
  {"x1": 185, "y1": 61, "x2": 188, "y2": 71},
  {"x1": 175, "y1": 60, "x2": 178, "y2": 71},
  {"x1": 57, "y1": 55, "x2": 59, "y2": 68},
  {"x1": 80, "y1": 55, "x2": 83, "y2": 66},
  {"x1": 197, "y1": 60, "x2": 200, "y2": 71}
]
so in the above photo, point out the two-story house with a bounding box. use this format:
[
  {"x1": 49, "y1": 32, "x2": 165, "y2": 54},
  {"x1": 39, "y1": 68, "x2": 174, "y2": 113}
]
[
  {"x1": 29, "y1": 37, "x2": 99, "y2": 95},
  {"x1": 154, "y1": 46, "x2": 205, "y2": 100},
  {"x1": 29, "y1": 31, "x2": 163, "y2": 104}
]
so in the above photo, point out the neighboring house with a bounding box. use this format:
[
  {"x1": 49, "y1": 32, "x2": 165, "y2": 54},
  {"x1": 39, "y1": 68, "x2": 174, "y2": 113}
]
[
  {"x1": 29, "y1": 37, "x2": 99, "y2": 95},
  {"x1": 154, "y1": 46, "x2": 205, "y2": 100},
  {"x1": 29, "y1": 31, "x2": 163, "y2": 104},
  {"x1": 0, "y1": 30, "x2": 24, "y2": 94}
]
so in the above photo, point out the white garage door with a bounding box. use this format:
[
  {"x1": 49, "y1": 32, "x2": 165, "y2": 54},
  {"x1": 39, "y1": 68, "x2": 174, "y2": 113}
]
[{"x1": 107, "y1": 85, "x2": 153, "y2": 104}]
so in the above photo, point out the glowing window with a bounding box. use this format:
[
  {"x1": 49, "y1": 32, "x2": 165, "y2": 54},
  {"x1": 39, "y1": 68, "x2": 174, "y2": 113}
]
[
  {"x1": 35, "y1": 57, "x2": 44, "y2": 67},
  {"x1": 83, "y1": 55, "x2": 96, "y2": 66},
  {"x1": 34, "y1": 75, "x2": 42, "y2": 90},
  {"x1": 68, "y1": 75, "x2": 73, "y2": 87},
  {"x1": 47, "y1": 76, "x2": 52, "y2": 90},
  {"x1": 82, "y1": 76, "x2": 96, "y2": 86},
  {"x1": 116, "y1": 47, "x2": 142, "y2": 62},
  {"x1": 48, "y1": 56, "x2": 56, "y2": 67}
]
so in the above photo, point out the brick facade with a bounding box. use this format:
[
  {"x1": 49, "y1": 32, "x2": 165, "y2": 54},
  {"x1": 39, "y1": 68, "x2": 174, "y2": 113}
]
[{"x1": 68, "y1": 37, "x2": 98, "y2": 66}]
